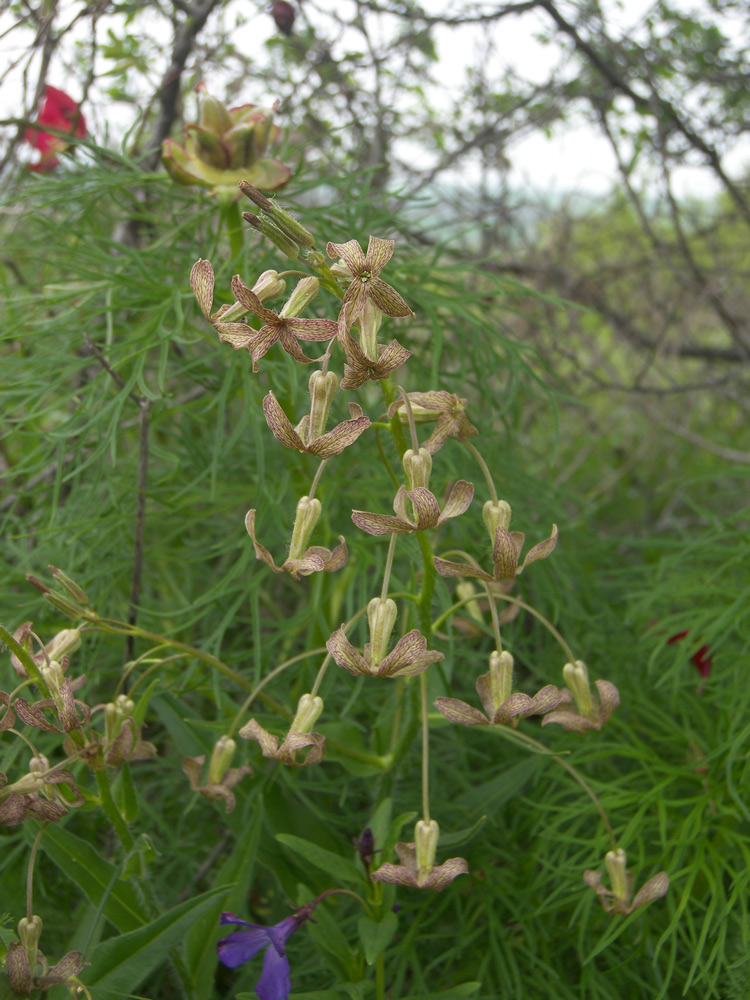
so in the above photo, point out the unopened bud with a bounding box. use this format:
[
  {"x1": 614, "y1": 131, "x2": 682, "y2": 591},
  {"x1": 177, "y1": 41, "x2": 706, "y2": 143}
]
[
  {"x1": 482, "y1": 500, "x2": 512, "y2": 542},
  {"x1": 563, "y1": 660, "x2": 593, "y2": 718},
  {"x1": 366, "y1": 598, "x2": 398, "y2": 667},
  {"x1": 280, "y1": 276, "x2": 320, "y2": 318},
  {"x1": 605, "y1": 848, "x2": 629, "y2": 902},
  {"x1": 243, "y1": 212, "x2": 299, "y2": 259},
  {"x1": 44, "y1": 592, "x2": 87, "y2": 621},
  {"x1": 208, "y1": 735, "x2": 237, "y2": 785},
  {"x1": 415, "y1": 818, "x2": 439, "y2": 883},
  {"x1": 45, "y1": 629, "x2": 81, "y2": 662},
  {"x1": 488, "y1": 650, "x2": 514, "y2": 709},
  {"x1": 17, "y1": 915, "x2": 43, "y2": 976},
  {"x1": 288, "y1": 496, "x2": 322, "y2": 560},
  {"x1": 289, "y1": 693, "x2": 324, "y2": 734},
  {"x1": 105, "y1": 694, "x2": 135, "y2": 742},
  {"x1": 198, "y1": 90, "x2": 233, "y2": 134},
  {"x1": 239, "y1": 184, "x2": 316, "y2": 249},
  {"x1": 29, "y1": 754, "x2": 50, "y2": 774},
  {"x1": 251, "y1": 269, "x2": 286, "y2": 303},
  {"x1": 308, "y1": 370, "x2": 339, "y2": 442},
  {"x1": 402, "y1": 448, "x2": 432, "y2": 490},
  {"x1": 48, "y1": 566, "x2": 90, "y2": 605}
]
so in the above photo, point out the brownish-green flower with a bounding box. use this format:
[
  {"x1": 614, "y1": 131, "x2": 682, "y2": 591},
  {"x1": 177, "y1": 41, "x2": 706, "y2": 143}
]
[
  {"x1": 435, "y1": 651, "x2": 570, "y2": 728},
  {"x1": 327, "y1": 235, "x2": 414, "y2": 323},
  {"x1": 162, "y1": 84, "x2": 291, "y2": 193},
  {"x1": 336, "y1": 314, "x2": 411, "y2": 390},
  {"x1": 0, "y1": 758, "x2": 82, "y2": 826},
  {"x1": 327, "y1": 624, "x2": 443, "y2": 678},
  {"x1": 370, "y1": 820, "x2": 468, "y2": 891},
  {"x1": 351, "y1": 481, "x2": 473, "y2": 536},
  {"x1": 245, "y1": 506, "x2": 347, "y2": 581},
  {"x1": 262, "y1": 390, "x2": 370, "y2": 458},
  {"x1": 584, "y1": 849, "x2": 669, "y2": 915},
  {"x1": 183, "y1": 736, "x2": 252, "y2": 813},
  {"x1": 387, "y1": 391, "x2": 478, "y2": 455},
  {"x1": 240, "y1": 694, "x2": 325, "y2": 766},
  {"x1": 542, "y1": 660, "x2": 620, "y2": 732}
]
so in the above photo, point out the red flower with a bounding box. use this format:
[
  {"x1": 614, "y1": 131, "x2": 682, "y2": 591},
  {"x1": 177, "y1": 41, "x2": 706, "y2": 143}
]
[
  {"x1": 24, "y1": 86, "x2": 86, "y2": 172},
  {"x1": 667, "y1": 629, "x2": 712, "y2": 678}
]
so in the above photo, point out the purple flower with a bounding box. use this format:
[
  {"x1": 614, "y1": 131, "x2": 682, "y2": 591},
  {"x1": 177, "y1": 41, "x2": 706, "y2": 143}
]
[{"x1": 217, "y1": 906, "x2": 313, "y2": 1000}]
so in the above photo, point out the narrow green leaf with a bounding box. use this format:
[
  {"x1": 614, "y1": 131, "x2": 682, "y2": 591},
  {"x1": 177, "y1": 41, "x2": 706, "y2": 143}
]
[
  {"x1": 409, "y1": 984, "x2": 482, "y2": 999},
  {"x1": 112, "y1": 762, "x2": 139, "y2": 825},
  {"x1": 438, "y1": 815, "x2": 486, "y2": 849},
  {"x1": 41, "y1": 825, "x2": 146, "y2": 932},
  {"x1": 82, "y1": 886, "x2": 227, "y2": 993},
  {"x1": 357, "y1": 912, "x2": 398, "y2": 965},
  {"x1": 276, "y1": 834, "x2": 362, "y2": 886}
]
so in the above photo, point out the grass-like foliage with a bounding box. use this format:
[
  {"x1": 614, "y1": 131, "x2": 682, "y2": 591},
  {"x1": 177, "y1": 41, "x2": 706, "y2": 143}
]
[{"x1": 0, "y1": 125, "x2": 747, "y2": 1000}]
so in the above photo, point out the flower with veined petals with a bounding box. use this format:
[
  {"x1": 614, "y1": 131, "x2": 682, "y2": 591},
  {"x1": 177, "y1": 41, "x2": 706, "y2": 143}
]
[
  {"x1": 434, "y1": 517, "x2": 558, "y2": 583},
  {"x1": 327, "y1": 235, "x2": 414, "y2": 323},
  {"x1": 435, "y1": 650, "x2": 570, "y2": 729},
  {"x1": 24, "y1": 86, "x2": 86, "y2": 172},
  {"x1": 387, "y1": 391, "x2": 478, "y2": 455},
  {"x1": 240, "y1": 694, "x2": 326, "y2": 766},
  {"x1": 245, "y1": 508, "x2": 347, "y2": 581},
  {"x1": 262, "y1": 391, "x2": 370, "y2": 458},
  {"x1": 217, "y1": 904, "x2": 315, "y2": 1000},
  {"x1": 371, "y1": 820, "x2": 468, "y2": 891},
  {"x1": 584, "y1": 848, "x2": 669, "y2": 916},
  {"x1": 162, "y1": 84, "x2": 291, "y2": 194},
  {"x1": 182, "y1": 736, "x2": 252, "y2": 813},
  {"x1": 351, "y1": 481, "x2": 474, "y2": 537},
  {"x1": 542, "y1": 660, "x2": 619, "y2": 732},
  {"x1": 336, "y1": 313, "x2": 412, "y2": 390},
  {"x1": 221, "y1": 275, "x2": 338, "y2": 372},
  {"x1": 327, "y1": 624, "x2": 443, "y2": 678}
]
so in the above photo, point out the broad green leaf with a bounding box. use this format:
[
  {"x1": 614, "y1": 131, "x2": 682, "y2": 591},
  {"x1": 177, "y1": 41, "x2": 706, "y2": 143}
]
[
  {"x1": 112, "y1": 762, "x2": 139, "y2": 824},
  {"x1": 357, "y1": 912, "x2": 398, "y2": 965},
  {"x1": 186, "y1": 795, "x2": 264, "y2": 997},
  {"x1": 41, "y1": 825, "x2": 146, "y2": 932},
  {"x1": 276, "y1": 834, "x2": 362, "y2": 886},
  {"x1": 82, "y1": 886, "x2": 226, "y2": 994}
]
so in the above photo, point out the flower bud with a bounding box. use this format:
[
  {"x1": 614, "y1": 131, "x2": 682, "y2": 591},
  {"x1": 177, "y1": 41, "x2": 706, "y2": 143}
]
[
  {"x1": 402, "y1": 448, "x2": 432, "y2": 490},
  {"x1": 415, "y1": 818, "x2": 439, "y2": 883},
  {"x1": 239, "y1": 183, "x2": 316, "y2": 248},
  {"x1": 29, "y1": 754, "x2": 50, "y2": 774},
  {"x1": 605, "y1": 848, "x2": 629, "y2": 902},
  {"x1": 207, "y1": 735, "x2": 237, "y2": 785},
  {"x1": 488, "y1": 650, "x2": 514, "y2": 710},
  {"x1": 289, "y1": 693, "x2": 324, "y2": 734},
  {"x1": 45, "y1": 629, "x2": 81, "y2": 662},
  {"x1": 366, "y1": 598, "x2": 398, "y2": 667},
  {"x1": 105, "y1": 693, "x2": 135, "y2": 743},
  {"x1": 198, "y1": 89, "x2": 233, "y2": 134},
  {"x1": 17, "y1": 915, "x2": 43, "y2": 974},
  {"x1": 307, "y1": 370, "x2": 339, "y2": 442},
  {"x1": 251, "y1": 269, "x2": 286, "y2": 303},
  {"x1": 243, "y1": 212, "x2": 299, "y2": 259},
  {"x1": 44, "y1": 591, "x2": 87, "y2": 621},
  {"x1": 482, "y1": 500, "x2": 512, "y2": 542},
  {"x1": 356, "y1": 300, "x2": 383, "y2": 359},
  {"x1": 48, "y1": 565, "x2": 90, "y2": 605},
  {"x1": 287, "y1": 496, "x2": 322, "y2": 561},
  {"x1": 563, "y1": 660, "x2": 593, "y2": 719},
  {"x1": 280, "y1": 276, "x2": 320, "y2": 319}
]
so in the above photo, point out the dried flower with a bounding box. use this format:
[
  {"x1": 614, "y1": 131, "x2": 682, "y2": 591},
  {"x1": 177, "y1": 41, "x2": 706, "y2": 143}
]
[
  {"x1": 326, "y1": 235, "x2": 414, "y2": 324},
  {"x1": 351, "y1": 481, "x2": 474, "y2": 536},
  {"x1": 162, "y1": 84, "x2": 290, "y2": 193},
  {"x1": 542, "y1": 660, "x2": 619, "y2": 732},
  {"x1": 435, "y1": 650, "x2": 570, "y2": 728},
  {"x1": 387, "y1": 391, "x2": 478, "y2": 455},
  {"x1": 24, "y1": 85, "x2": 86, "y2": 172},
  {"x1": 584, "y1": 848, "x2": 669, "y2": 915}
]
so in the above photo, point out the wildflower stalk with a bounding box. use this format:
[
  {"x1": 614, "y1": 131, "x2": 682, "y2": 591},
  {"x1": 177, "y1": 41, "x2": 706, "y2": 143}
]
[
  {"x1": 463, "y1": 439, "x2": 498, "y2": 502},
  {"x1": 26, "y1": 824, "x2": 46, "y2": 921},
  {"x1": 219, "y1": 197, "x2": 245, "y2": 262}
]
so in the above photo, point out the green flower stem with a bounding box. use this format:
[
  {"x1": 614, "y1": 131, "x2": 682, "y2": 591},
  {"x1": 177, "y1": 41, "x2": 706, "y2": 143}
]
[
  {"x1": 376, "y1": 953, "x2": 385, "y2": 1000},
  {"x1": 228, "y1": 647, "x2": 326, "y2": 737},
  {"x1": 27, "y1": 823, "x2": 46, "y2": 920},
  {"x1": 380, "y1": 379, "x2": 409, "y2": 457},
  {"x1": 420, "y1": 672, "x2": 430, "y2": 823},
  {"x1": 483, "y1": 580, "x2": 503, "y2": 652},
  {"x1": 485, "y1": 725, "x2": 617, "y2": 849},
  {"x1": 308, "y1": 458, "x2": 328, "y2": 501},
  {"x1": 220, "y1": 198, "x2": 244, "y2": 262},
  {"x1": 463, "y1": 439, "x2": 498, "y2": 502},
  {"x1": 0, "y1": 623, "x2": 46, "y2": 690},
  {"x1": 96, "y1": 769, "x2": 135, "y2": 852},
  {"x1": 380, "y1": 533, "x2": 398, "y2": 602}
]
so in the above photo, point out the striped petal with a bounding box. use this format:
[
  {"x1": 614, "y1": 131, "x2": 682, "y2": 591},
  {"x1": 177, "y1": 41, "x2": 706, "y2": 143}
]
[
  {"x1": 438, "y1": 480, "x2": 474, "y2": 523},
  {"x1": 364, "y1": 236, "x2": 395, "y2": 274},
  {"x1": 407, "y1": 487, "x2": 441, "y2": 529},
  {"x1": 434, "y1": 697, "x2": 488, "y2": 727},
  {"x1": 262, "y1": 392, "x2": 305, "y2": 451},
  {"x1": 326, "y1": 626, "x2": 370, "y2": 675},
  {"x1": 327, "y1": 239, "x2": 366, "y2": 272},
  {"x1": 351, "y1": 509, "x2": 413, "y2": 536},
  {"x1": 367, "y1": 275, "x2": 414, "y2": 318},
  {"x1": 244, "y1": 509, "x2": 281, "y2": 572},
  {"x1": 492, "y1": 527, "x2": 524, "y2": 580},
  {"x1": 190, "y1": 259, "x2": 214, "y2": 319},
  {"x1": 309, "y1": 405, "x2": 371, "y2": 458},
  {"x1": 230, "y1": 275, "x2": 276, "y2": 322},
  {"x1": 519, "y1": 524, "x2": 559, "y2": 572},
  {"x1": 284, "y1": 317, "x2": 339, "y2": 342},
  {"x1": 214, "y1": 322, "x2": 256, "y2": 351},
  {"x1": 433, "y1": 556, "x2": 494, "y2": 582}
]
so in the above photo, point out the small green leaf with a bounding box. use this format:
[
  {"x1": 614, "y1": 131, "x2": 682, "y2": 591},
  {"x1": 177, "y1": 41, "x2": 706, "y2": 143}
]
[
  {"x1": 357, "y1": 912, "x2": 398, "y2": 965},
  {"x1": 82, "y1": 886, "x2": 227, "y2": 993},
  {"x1": 276, "y1": 834, "x2": 362, "y2": 886}
]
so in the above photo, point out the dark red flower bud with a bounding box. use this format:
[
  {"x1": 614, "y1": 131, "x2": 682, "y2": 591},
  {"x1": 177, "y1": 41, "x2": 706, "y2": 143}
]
[{"x1": 271, "y1": 1, "x2": 296, "y2": 35}]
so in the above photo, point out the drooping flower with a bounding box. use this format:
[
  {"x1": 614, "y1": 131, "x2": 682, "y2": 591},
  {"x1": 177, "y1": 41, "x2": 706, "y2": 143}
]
[
  {"x1": 162, "y1": 84, "x2": 291, "y2": 193},
  {"x1": 245, "y1": 504, "x2": 347, "y2": 581},
  {"x1": 370, "y1": 820, "x2": 468, "y2": 891},
  {"x1": 262, "y1": 385, "x2": 371, "y2": 458},
  {"x1": 223, "y1": 275, "x2": 338, "y2": 372},
  {"x1": 584, "y1": 848, "x2": 669, "y2": 916},
  {"x1": 335, "y1": 313, "x2": 411, "y2": 390},
  {"x1": 351, "y1": 481, "x2": 474, "y2": 536},
  {"x1": 435, "y1": 650, "x2": 570, "y2": 728},
  {"x1": 24, "y1": 85, "x2": 86, "y2": 172},
  {"x1": 327, "y1": 623, "x2": 443, "y2": 679},
  {"x1": 217, "y1": 904, "x2": 316, "y2": 1000},
  {"x1": 327, "y1": 235, "x2": 414, "y2": 324},
  {"x1": 240, "y1": 694, "x2": 325, "y2": 766},
  {"x1": 434, "y1": 499, "x2": 557, "y2": 584},
  {"x1": 183, "y1": 736, "x2": 252, "y2": 812},
  {"x1": 0, "y1": 757, "x2": 82, "y2": 826},
  {"x1": 541, "y1": 660, "x2": 619, "y2": 732},
  {"x1": 387, "y1": 391, "x2": 479, "y2": 455}
]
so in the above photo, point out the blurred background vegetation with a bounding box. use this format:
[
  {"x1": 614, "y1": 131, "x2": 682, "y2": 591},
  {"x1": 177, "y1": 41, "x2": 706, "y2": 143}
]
[{"x1": 1, "y1": 1, "x2": 749, "y2": 998}]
